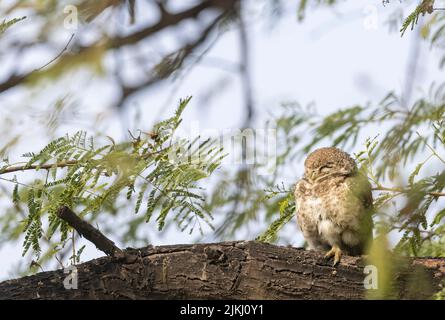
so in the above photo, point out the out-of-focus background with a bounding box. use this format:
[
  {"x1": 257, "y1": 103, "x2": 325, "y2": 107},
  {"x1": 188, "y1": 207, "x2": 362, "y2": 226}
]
[{"x1": 0, "y1": 0, "x2": 443, "y2": 281}]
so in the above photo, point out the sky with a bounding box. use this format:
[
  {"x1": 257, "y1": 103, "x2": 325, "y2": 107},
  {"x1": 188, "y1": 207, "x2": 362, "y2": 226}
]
[{"x1": 0, "y1": 0, "x2": 443, "y2": 280}]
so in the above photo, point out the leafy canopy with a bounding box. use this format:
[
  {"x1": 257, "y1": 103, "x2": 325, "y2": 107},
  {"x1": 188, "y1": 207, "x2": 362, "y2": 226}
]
[{"x1": 0, "y1": 98, "x2": 224, "y2": 265}]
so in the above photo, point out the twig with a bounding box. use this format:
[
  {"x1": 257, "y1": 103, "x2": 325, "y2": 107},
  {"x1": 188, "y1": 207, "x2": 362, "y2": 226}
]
[
  {"x1": 0, "y1": 160, "x2": 78, "y2": 175},
  {"x1": 0, "y1": 33, "x2": 75, "y2": 94},
  {"x1": 373, "y1": 186, "x2": 445, "y2": 197},
  {"x1": 116, "y1": 10, "x2": 227, "y2": 110},
  {"x1": 35, "y1": 33, "x2": 75, "y2": 72},
  {"x1": 416, "y1": 131, "x2": 445, "y2": 165},
  {"x1": 238, "y1": 2, "x2": 254, "y2": 127},
  {"x1": 57, "y1": 206, "x2": 122, "y2": 256},
  {"x1": 0, "y1": 149, "x2": 165, "y2": 176}
]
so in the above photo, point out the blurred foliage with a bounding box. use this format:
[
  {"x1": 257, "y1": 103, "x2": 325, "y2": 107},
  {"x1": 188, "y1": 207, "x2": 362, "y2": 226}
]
[
  {"x1": 400, "y1": 0, "x2": 434, "y2": 36},
  {"x1": 0, "y1": 16, "x2": 25, "y2": 36},
  {"x1": 365, "y1": 232, "x2": 397, "y2": 299},
  {"x1": 0, "y1": 97, "x2": 224, "y2": 266},
  {"x1": 297, "y1": 0, "x2": 338, "y2": 21}
]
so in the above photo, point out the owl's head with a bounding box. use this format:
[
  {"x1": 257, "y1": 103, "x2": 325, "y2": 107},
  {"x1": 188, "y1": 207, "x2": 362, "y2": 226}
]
[{"x1": 304, "y1": 147, "x2": 356, "y2": 181}]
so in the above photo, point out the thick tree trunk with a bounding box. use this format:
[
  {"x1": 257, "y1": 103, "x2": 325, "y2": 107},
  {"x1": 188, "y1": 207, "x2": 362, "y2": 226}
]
[{"x1": 0, "y1": 241, "x2": 444, "y2": 300}]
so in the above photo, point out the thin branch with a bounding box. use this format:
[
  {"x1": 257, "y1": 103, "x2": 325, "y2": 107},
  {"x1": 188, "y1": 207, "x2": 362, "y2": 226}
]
[
  {"x1": 0, "y1": 148, "x2": 166, "y2": 176},
  {"x1": 106, "y1": 0, "x2": 231, "y2": 49},
  {"x1": 416, "y1": 131, "x2": 445, "y2": 165},
  {"x1": 0, "y1": 33, "x2": 75, "y2": 93},
  {"x1": 238, "y1": 3, "x2": 254, "y2": 126},
  {"x1": 35, "y1": 34, "x2": 75, "y2": 72},
  {"x1": 0, "y1": 160, "x2": 78, "y2": 175},
  {"x1": 57, "y1": 206, "x2": 122, "y2": 256},
  {"x1": 373, "y1": 186, "x2": 445, "y2": 197},
  {"x1": 115, "y1": 10, "x2": 228, "y2": 108}
]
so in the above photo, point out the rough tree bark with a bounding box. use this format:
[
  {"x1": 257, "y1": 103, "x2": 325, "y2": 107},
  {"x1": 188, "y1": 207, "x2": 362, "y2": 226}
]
[{"x1": 1, "y1": 241, "x2": 445, "y2": 300}]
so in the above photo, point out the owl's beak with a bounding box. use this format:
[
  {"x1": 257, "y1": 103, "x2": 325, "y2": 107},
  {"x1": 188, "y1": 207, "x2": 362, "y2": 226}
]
[{"x1": 310, "y1": 171, "x2": 316, "y2": 181}]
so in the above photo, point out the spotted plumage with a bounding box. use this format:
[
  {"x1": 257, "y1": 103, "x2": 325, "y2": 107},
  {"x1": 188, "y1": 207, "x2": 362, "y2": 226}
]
[{"x1": 294, "y1": 147, "x2": 374, "y2": 265}]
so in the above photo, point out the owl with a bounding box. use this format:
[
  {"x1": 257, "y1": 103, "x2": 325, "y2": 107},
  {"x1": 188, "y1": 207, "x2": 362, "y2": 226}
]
[{"x1": 294, "y1": 147, "x2": 373, "y2": 266}]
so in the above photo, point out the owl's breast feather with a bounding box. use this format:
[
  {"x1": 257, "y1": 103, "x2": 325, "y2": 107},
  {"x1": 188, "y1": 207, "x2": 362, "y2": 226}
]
[
  {"x1": 303, "y1": 197, "x2": 324, "y2": 220},
  {"x1": 295, "y1": 178, "x2": 358, "y2": 226}
]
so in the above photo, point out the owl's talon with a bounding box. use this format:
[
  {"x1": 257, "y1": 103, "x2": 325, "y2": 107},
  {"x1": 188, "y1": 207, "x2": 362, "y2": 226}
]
[
  {"x1": 324, "y1": 246, "x2": 342, "y2": 266},
  {"x1": 333, "y1": 252, "x2": 341, "y2": 267}
]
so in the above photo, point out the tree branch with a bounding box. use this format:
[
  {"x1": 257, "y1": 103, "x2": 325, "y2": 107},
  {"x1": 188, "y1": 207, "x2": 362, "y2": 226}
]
[
  {"x1": 0, "y1": 241, "x2": 444, "y2": 299},
  {"x1": 238, "y1": 2, "x2": 254, "y2": 126},
  {"x1": 106, "y1": 0, "x2": 232, "y2": 50},
  {"x1": 372, "y1": 186, "x2": 445, "y2": 197},
  {"x1": 0, "y1": 0, "x2": 238, "y2": 95},
  {"x1": 57, "y1": 206, "x2": 122, "y2": 257},
  {"x1": 0, "y1": 33, "x2": 75, "y2": 93},
  {"x1": 0, "y1": 160, "x2": 78, "y2": 175},
  {"x1": 115, "y1": 9, "x2": 228, "y2": 108},
  {"x1": 0, "y1": 148, "x2": 165, "y2": 176}
]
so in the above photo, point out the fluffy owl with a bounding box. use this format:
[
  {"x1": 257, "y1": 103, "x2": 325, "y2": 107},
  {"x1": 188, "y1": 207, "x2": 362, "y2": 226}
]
[{"x1": 294, "y1": 147, "x2": 373, "y2": 266}]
